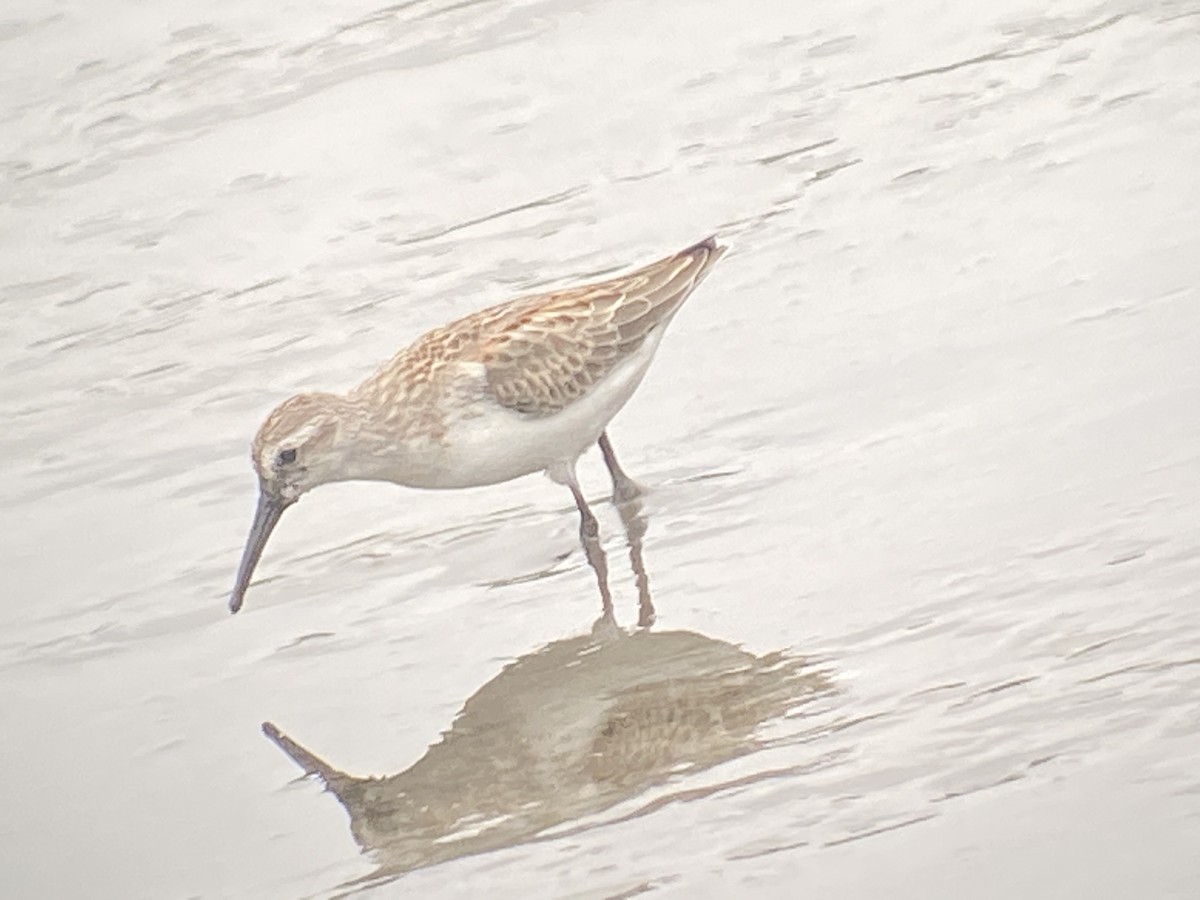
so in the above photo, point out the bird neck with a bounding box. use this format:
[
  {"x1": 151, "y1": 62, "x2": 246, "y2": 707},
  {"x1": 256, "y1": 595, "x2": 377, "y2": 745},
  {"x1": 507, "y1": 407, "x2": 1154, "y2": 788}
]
[{"x1": 329, "y1": 400, "x2": 426, "y2": 486}]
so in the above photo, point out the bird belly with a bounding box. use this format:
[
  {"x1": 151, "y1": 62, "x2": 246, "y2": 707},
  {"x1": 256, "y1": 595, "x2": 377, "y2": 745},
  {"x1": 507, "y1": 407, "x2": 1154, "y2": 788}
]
[{"x1": 407, "y1": 335, "x2": 663, "y2": 489}]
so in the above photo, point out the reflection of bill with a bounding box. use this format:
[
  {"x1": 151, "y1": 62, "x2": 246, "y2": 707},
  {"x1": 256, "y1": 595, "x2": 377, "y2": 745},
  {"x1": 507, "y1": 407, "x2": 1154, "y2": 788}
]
[{"x1": 264, "y1": 626, "x2": 831, "y2": 886}]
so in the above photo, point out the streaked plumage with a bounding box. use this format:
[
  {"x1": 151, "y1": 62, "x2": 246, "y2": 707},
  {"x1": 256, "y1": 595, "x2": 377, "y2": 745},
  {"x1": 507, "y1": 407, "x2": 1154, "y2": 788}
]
[
  {"x1": 229, "y1": 236, "x2": 727, "y2": 613},
  {"x1": 261, "y1": 627, "x2": 828, "y2": 881}
]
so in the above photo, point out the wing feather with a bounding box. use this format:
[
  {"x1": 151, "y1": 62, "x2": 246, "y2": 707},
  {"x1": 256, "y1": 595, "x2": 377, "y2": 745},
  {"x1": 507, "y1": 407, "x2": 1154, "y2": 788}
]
[{"x1": 480, "y1": 237, "x2": 726, "y2": 416}]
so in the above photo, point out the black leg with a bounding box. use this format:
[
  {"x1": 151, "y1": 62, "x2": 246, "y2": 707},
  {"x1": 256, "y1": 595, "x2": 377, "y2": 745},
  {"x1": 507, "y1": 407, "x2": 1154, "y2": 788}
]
[
  {"x1": 598, "y1": 431, "x2": 643, "y2": 504},
  {"x1": 565, "y1": 472, "x2": 614, "y2": 622}
]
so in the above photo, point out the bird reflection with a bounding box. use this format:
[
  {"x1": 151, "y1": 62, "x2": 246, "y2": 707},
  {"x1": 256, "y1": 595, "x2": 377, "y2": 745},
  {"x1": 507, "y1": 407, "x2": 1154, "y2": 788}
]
[{"x1": 262, "y1": 491, "x2": 832, "y2": 886}]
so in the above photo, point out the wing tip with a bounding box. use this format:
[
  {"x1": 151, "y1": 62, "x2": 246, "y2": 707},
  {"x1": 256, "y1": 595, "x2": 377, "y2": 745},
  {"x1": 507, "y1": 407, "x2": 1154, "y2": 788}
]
[
  {"x1": 679, "y1": 235, "x2": 729, "y2": 279},
  {"x1": 686, "y1": 234, "x2": 729, "y2": 261}
]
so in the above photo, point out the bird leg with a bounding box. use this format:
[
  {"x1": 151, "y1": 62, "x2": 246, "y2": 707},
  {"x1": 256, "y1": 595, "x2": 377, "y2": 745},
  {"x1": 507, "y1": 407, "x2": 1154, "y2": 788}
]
[
  {"x1": 565, "y1": 475, "x2": 614, "y2": 623},
  {"x1": 597, "y1": 432, "x2": 655, "y2": 627},
  {"x1": 598, "y1": 431, "x2": 643, "y2": 504}
]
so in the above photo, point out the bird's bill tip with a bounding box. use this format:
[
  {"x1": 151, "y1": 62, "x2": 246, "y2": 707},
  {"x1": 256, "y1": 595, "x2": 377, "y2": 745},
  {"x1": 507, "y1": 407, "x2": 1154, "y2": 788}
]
[{"x1": 228, "y1": 490, "x2": 292, "y2": 615}]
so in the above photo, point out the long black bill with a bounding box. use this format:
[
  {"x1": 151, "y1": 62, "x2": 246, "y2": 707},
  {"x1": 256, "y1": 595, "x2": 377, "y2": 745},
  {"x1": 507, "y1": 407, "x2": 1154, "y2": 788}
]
[{"x1": 229, "y1": 491, "x2": 293, "y2": 614}]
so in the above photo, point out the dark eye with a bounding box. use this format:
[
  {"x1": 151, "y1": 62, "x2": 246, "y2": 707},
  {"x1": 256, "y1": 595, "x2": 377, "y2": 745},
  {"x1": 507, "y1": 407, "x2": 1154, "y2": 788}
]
[{"x1": 276, "y1": 448, "x2": 297, "y2": 466}]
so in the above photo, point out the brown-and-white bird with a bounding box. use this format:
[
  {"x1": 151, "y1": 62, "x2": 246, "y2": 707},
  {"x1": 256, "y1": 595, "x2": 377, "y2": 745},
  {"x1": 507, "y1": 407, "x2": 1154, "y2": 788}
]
[{"x1": 229, "y1": 236, "x2": 727, "y2": 613}]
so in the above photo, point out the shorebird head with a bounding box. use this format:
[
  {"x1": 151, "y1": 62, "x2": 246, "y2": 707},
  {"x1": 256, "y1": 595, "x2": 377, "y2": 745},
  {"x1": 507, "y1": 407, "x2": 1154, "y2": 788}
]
[{"x1": 229, "y1": 392, "x2": 356, "y2": 613}]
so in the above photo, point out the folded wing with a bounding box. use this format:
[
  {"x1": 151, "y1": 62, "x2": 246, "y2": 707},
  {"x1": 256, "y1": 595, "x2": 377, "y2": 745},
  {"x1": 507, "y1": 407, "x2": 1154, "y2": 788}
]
[{"x1": 480, "y1": 236, "x2": 727, "y2": 417}]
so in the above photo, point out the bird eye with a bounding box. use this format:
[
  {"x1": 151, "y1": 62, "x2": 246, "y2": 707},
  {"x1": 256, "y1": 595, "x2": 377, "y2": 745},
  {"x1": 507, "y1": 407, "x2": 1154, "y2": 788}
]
[{"x1": 276, "y1": 448, "x2": 297, "y2": 466}]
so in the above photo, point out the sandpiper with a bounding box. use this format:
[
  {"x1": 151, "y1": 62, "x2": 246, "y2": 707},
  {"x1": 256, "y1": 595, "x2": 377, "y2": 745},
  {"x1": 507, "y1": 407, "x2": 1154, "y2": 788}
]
[{"x1": 229, "y1": 236, "x2": 727, "y2": 613}]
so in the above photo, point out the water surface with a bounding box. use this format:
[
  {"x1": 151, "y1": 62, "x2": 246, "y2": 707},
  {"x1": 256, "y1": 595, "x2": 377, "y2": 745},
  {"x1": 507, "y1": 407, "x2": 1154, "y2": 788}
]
[{"x1": 2, "y1": 0, "x2": 1199, "y2": 897}]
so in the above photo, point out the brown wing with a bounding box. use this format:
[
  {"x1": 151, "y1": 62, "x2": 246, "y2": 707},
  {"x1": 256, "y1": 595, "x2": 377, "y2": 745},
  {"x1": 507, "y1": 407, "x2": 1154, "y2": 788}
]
[{"x1": 480, "y1": 236, "x2": 727, "y2": 417}]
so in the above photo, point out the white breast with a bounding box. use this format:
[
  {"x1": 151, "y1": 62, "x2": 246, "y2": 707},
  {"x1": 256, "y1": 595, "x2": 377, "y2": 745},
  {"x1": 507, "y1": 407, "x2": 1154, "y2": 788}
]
[{"x1": 401, "y1": 333, "x2": 666, "y2": 490}]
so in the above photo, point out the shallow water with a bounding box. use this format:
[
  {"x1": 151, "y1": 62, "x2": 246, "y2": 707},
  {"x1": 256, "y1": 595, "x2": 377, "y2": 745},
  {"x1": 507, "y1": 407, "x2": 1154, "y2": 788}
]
[{"x1": 3, "y1": 0, "x2": 1199, "y2": 897}]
